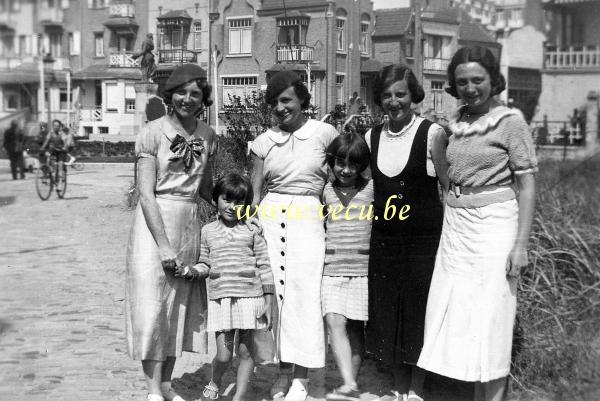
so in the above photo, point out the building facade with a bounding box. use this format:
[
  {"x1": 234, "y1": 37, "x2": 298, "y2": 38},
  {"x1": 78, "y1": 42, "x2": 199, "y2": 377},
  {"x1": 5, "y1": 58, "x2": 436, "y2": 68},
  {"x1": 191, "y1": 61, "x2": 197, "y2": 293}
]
[{"x1": 209, "y1": 0, "x2": 376, "y2": 127}]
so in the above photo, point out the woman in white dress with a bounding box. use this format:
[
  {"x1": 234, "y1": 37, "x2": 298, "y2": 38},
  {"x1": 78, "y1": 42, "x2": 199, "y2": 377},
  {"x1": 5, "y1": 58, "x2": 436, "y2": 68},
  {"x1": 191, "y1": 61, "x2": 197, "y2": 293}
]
[
  {"x1": 417, "y1": 46, "x2": 537, "y2": 401},
  {"x1": 250, "y1": 70, "x2": 338, "y2": 401}
]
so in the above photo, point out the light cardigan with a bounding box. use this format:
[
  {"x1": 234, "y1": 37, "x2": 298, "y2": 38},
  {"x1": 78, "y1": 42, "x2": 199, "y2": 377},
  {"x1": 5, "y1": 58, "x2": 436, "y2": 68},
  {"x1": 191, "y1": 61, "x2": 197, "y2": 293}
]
[{"x1": 199, "y1": 219, "x2": 275, "y2": 300}]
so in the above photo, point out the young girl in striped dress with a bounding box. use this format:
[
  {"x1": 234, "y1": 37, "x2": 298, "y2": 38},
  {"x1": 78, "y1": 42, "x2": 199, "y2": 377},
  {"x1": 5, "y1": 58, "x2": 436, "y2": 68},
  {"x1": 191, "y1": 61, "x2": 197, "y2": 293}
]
[
  {"x1": 191, "y1": 173, "x2": 275, "y2": 401},
  {"x1": 321, "y1": 133, "x2": 374, "y2": 400}
]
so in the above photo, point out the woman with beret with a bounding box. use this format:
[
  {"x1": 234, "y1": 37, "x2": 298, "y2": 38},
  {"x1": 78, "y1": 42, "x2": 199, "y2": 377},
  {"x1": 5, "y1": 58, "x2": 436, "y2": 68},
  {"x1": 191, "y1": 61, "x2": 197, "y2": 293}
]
[
  {"x1": 125, "y1": 64, "x2": 217, "y2": 401},
  {"x1": 418, "y1": 46, "x2": 537, "y2": 401},
  {"x1": 365, "y1": 64, "x2": 448, "y2": 401},
  {"x1": 250, "y1": 70, "x2": 338, "y2": 401}
]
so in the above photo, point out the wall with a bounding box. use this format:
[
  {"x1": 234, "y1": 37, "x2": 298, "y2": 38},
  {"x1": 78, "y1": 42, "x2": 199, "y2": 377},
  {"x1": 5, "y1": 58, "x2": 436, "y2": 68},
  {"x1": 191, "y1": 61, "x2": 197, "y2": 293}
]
[
  {"x1": 373, "y1": 37, "x2": 403, "y2": 66},
  {"x1": 534, "y1": 72, "x2": 600, "y2": 122}
]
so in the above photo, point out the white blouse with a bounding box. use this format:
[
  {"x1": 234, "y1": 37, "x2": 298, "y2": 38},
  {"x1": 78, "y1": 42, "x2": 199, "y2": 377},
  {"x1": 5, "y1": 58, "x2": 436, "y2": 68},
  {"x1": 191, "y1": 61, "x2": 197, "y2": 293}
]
[{"x1": 365, "y1": 115, "x2": 446, "y2": 178}]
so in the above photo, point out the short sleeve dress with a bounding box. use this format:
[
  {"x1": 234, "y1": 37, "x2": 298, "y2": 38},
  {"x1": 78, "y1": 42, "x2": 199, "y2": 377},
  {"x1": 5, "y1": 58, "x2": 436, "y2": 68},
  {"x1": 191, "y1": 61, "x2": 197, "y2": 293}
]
[
  {"x1": 417, "y1": 106, "x2": 538, "y2": 382},
  {"x1": 125, "y1": 115, "x2": 215, "y2": 361},
  {"x1": 250, "y1": 119, "x2": 338, "y2": 368}
]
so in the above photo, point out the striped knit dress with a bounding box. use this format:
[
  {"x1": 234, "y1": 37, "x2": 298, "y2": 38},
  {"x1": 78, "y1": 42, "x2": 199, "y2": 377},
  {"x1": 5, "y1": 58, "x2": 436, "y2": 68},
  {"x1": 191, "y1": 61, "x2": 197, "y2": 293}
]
[{"x1": 321, "y1": 179, "x2": 374, "y2": 321}]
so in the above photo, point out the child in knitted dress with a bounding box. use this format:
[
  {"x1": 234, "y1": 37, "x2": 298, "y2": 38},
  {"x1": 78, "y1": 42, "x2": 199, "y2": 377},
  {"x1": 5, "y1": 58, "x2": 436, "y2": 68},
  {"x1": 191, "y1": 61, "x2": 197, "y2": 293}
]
[
  {"x1": 321, "y1": 133, "x2": 374, "y2": 400},
  {"x1": 193, "y1": 173, "x2": 275, "y2": 401}
]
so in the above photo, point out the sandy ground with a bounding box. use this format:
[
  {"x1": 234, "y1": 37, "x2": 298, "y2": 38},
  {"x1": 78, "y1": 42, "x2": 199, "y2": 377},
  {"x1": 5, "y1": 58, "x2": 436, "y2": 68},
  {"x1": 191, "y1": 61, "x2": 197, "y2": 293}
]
[{"x1": 0, "y1": 161, "x2": 476, "y2": 401}]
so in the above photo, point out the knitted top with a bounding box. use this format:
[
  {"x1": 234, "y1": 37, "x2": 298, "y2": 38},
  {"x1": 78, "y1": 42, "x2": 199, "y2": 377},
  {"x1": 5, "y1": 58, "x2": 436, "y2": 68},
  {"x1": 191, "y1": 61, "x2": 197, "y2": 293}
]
[
  {"x1": 322, "y1": 179, "x2": 374, "y2": 276},
  {"x1": 199, "y1": 219, "x2": 275, "y2": 300},
  {"x1": 446, "y1": 106, "x2": 538, "y2": 207}
]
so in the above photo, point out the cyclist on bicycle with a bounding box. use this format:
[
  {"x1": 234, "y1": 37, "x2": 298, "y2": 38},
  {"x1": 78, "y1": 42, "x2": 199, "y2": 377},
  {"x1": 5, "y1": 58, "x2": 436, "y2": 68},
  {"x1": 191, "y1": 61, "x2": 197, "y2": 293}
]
[{"x1": 40, "y1": 120, "x2": 69, "y2": 170}]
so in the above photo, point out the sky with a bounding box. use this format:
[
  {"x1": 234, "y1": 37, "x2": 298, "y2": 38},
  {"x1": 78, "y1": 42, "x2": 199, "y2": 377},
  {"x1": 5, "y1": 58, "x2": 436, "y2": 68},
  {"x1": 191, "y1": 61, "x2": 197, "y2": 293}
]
[{"x1": 372, "y1": 0, "x2": 410, "y2": 9}]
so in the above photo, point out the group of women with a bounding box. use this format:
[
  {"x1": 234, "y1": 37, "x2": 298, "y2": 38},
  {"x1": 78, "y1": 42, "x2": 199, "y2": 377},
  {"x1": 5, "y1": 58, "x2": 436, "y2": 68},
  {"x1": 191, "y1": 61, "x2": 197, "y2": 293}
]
[{"x1": 124, "y1": 45, "x2": 537, "y2": 401}]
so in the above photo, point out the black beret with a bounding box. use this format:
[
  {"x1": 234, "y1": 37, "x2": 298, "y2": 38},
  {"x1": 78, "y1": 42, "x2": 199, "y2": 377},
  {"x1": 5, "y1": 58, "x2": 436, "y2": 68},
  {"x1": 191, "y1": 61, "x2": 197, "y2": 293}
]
[
  {"x1": 165, "y1": 64, "x2": 208, "y2": 92},
  {"x1": 265, "y1": 70, "x2": 302, "y2": 105}
]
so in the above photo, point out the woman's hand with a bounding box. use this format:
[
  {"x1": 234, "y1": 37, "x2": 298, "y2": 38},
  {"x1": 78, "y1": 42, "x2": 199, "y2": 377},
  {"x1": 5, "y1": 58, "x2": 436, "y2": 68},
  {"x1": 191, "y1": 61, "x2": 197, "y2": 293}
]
[
  {"x1": 506, "y1": 245, "x2": 528, "y2": 278},
  {"x1": 174, "y1": 263, "x2": 209, "y2": 280},
  {"x1": 245, "y1": 215, "x2": 263, "y2": 235},
  {"x1": 159, "y1": 245, "x2": 178, "y2": 272},
  {"x1": 257, "y1": 294, "x2": 273, "y2": 329}
]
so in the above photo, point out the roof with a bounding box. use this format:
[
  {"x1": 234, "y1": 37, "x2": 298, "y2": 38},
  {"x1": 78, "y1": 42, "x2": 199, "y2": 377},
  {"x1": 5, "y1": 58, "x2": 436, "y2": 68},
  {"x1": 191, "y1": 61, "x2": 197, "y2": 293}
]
[
  {"x1": 458, "y1": 11, "x2": 498, "y2": 45},
  {"x1": 0, "y1": 63, "x2": 68, "y2": 84},
  {"x1": 157, "y1": 10, "x2": 192, "y2": 20},
  {"x1": 373, "y1": 8, "x2": 412, "y2": 37},
  {"x1": 421, "y1": 8, "x2": 460, "y2": 24},
  {"x1": 260, "y1": 0, "x2": 328, "y2": 11},
  {"x1": 72, "y1": 64, "x2": 142, "y2": 80}
]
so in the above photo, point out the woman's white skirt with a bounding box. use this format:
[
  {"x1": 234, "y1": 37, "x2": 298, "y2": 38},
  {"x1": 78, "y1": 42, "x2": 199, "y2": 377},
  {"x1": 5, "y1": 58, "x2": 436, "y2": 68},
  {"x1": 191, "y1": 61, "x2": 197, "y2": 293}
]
[
  {"x1": 259, "y1": 192, "x2": 326, "y2": 368},
  {"x1": 417, "y1": 199, "x2": 519, "y2": 382}
]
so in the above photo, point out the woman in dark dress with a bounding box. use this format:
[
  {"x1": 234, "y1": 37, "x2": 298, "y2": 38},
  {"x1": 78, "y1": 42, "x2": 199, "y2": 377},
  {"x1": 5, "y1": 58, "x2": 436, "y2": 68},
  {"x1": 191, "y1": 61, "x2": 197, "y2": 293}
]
[{"x1": 365, "y1": 64, "x2": 448, "y2": 401}]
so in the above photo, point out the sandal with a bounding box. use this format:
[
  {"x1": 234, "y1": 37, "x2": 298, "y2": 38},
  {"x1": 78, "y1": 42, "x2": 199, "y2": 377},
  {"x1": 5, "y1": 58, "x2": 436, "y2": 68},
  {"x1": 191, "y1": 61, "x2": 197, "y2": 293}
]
[
  {"x1": 284, "y1": 379, "x2": 308, "y2": 401},
  {"x1": 202, "y1": 381, "x2": 219, "y2": 400},
  {"x1": 147, "y1": 394, "x2": 165, "y2": 401},
  {"x1": 326, "y1": 385, "x2": 361, "y2": 400}
]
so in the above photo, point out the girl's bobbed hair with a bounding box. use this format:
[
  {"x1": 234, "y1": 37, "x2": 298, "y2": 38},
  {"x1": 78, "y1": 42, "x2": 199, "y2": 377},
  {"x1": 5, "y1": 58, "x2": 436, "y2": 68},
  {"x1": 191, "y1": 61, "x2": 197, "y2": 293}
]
[
  {"x1": 325, "y1": 133, "x2": 371, "y2": 173},
  {"x1": 212, "y1": 173, "x2": 254, "y2": 208},
  {"x1": 445, "y1": 45, "x2": 506, "y2": 98},
  {"x1": 373, "y1": 64, "x2": 425, "y2": 106}
]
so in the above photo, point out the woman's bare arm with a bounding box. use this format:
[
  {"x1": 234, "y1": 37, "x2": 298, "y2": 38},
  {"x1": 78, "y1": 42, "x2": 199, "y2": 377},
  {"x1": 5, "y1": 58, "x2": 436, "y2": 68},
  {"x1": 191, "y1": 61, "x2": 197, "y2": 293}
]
[
  {"x1": 507, "y1": 172, "x2": 536, "y2": 277},
  {"x1": 250, "y1": 153, "x2": 265, "y2": 206}
]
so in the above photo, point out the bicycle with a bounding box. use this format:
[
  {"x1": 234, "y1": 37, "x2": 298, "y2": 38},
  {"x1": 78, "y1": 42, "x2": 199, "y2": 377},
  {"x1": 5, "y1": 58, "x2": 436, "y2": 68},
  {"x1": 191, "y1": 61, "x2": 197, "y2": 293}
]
[{"x1": 35, "y1": 150, "x2": 67, "y2": 200}]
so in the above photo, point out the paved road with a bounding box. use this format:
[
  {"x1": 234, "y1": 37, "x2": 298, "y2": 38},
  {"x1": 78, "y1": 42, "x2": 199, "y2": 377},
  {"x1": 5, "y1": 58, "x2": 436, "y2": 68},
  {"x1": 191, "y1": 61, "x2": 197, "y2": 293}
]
[{"x1": 0, "y1": 162, "x2": 473, "y2": 401}]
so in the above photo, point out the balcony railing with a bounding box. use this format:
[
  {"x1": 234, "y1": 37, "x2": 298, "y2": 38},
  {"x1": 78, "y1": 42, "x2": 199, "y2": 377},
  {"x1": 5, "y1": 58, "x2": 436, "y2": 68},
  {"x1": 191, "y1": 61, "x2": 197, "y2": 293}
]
[
  {"x1": 423, "y1": 57, "x2": 450, "y2": 72},
  {"x1": 80, "y1": 107, "x2": 104, "y2": 122},
  {"x1": 276, "y1": 45, "x2": 314, "y2": 63},
  {"x1": 544, "y1": 45, "x2": 600, "y2": 70},
  {"x1": 531, "y1": 120, "x2": 585, "y2": 146},
  {"x1": 39, "y1": 7, "x2": 64, "y2": 25},
  {"x1": 109, "y1": 52, "x2": 139, "y2": 67},
  {"x1": 158, "y1": 49, "x2": 197, "y2": 64},
  {"x1": 109, "y1": 3, "x2": 135, "y2": 18}
]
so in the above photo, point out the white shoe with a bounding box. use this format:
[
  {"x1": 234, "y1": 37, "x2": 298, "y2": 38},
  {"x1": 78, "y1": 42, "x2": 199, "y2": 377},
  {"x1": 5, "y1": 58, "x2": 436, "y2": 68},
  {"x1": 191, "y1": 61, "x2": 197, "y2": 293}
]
[
  {"x1": 284, "y1": 379, "x2": 308, "y2": 401},
  {"x1": 161, "y1": 381, "x2": 186, "y2": 401},
  {"x1": 147, "y1": 394, "x2": 165, "y2": 401},
  {"x1": 65, "y1": 155, "x2": 76, "y2": 166}
]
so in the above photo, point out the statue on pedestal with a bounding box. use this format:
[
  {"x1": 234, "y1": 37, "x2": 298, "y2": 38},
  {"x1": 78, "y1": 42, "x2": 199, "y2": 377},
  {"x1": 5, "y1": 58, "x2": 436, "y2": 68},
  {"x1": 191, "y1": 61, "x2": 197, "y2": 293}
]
[{"x1": 133, "y1": 34, "x2": 157, "y2": 82}]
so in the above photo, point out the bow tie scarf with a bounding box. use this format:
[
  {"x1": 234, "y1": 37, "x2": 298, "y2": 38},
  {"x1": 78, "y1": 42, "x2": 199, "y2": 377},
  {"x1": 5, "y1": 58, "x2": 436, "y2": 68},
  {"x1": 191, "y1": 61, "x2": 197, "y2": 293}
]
[{"x1": 168, "y1": 134, "x2": 205, "y2": 172}]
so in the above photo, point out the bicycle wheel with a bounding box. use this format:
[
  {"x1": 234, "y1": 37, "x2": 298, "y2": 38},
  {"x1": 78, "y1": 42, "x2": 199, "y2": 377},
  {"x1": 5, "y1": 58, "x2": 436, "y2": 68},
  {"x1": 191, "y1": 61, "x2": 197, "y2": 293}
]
[
  {"x1": 35, "y1": 165, "x2": 53, "y2": 200},
  {"x1": 56, "y1": 164, "x2": 67, "y2": 198}
]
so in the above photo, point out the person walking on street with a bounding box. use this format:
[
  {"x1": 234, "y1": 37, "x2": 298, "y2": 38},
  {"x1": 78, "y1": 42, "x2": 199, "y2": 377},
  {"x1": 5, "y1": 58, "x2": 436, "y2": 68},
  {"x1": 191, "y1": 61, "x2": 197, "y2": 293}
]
[{"x1": 3, "y1": 119, "x2": 26, "y2": 180}]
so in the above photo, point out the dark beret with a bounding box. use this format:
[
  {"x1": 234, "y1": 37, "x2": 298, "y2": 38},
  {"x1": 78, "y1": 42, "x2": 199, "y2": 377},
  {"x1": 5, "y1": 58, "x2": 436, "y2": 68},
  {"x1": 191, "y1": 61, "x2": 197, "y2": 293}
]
[
  {"x1": 265, "y1": 70, "x2": 302, "y2": 105},
  {"x1": 165, "y1": 64, "x2": 208, "y2": 92}
]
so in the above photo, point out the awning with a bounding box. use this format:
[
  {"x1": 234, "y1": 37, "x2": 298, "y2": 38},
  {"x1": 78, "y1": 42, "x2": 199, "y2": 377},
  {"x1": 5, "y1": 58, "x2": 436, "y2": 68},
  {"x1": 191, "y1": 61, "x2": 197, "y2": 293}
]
[
  {"x1": 104, "y1": 17, "x2": 139, "y2": 28},
  {"x1": 360, "y1": 59, "x2": 383, "y2": 73},
  {"x1": 0, "y1": 65, "x2": 68, "y2": 84},
  {"x1": 72, "y1": 64, "x2": 142, "y2": 80},
  {"x1": 265, "y1": 63, "x2": 325, "y2": 73}
]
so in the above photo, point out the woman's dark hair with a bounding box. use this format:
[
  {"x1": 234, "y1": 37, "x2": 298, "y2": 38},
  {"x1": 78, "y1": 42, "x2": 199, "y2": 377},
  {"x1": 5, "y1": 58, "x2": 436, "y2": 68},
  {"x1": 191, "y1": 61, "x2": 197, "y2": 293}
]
[
  {"x1": 445, "y1": 46, "x2": 506, "y2": 98},
  {"x1": 162, "y1": 79, "x2": 213, "y2": 108},
  {"x1": 325, "y1": 133, "x2": 371, "y2": 173},
  {"x1": 212, "y1": 173, "x2": 254, "y2": 208},
  {"x1": 373, "y1": 64, "x2": 425, "y2": 106},
  {"x1": 265, "y1": 71, "x2": 311, "y2": 109}
]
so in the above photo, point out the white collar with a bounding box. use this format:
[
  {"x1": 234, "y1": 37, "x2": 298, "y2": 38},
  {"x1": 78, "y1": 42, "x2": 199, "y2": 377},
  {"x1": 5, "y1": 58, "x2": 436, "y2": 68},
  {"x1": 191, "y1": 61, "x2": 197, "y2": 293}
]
[
  {"x1": 265, "y1": 119, "x2": 314, "y2": 144},
  {"x1": 449, "y1": 106, "x2": 522, "y2": 137}
]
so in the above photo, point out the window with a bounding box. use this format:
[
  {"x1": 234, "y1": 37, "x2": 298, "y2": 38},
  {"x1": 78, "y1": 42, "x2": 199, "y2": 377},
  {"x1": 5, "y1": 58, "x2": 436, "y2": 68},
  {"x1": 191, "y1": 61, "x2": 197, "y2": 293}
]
[
  {"x1": 193, "y1": 22, "x2": 202, "y2": 50},
  {"x1": 336, "y1": 74, "x2": 345, "y2": 105},
  {"x1": 5, "y1": 92, "x2": 18, "y2": 110},
  {"x1": 510, "y1": 8, "x2": 523, "y2": 23},
  {"x1": 336, "y1": 18, "x2": 345, "y2": 52},
  {"x1": 10, "y1": 0, "x2": 19, "y2": 12},
  {"x1": 89, "y1": 0, "x2": 105, "y2": 8},
  {"x1": 125, "y1": 84, "x2": 135, "y2": 112},
  {"x1": 99, "y1": 126, "x2": 109, "y2": 134},
  {"x1": 49, "y1": 33, "x2": 62, "y2": 58},
  {"x1": 105, "y1": 82, "x2": 120, "y2": 112},
  {"x1": 222, "y1": 76, "x2": 258, "y2": 105},
  {"x1": 94, "y1": 32, "x2": 104, "y2": 57},
  {"x1": 83, "y1": 126, "x2": 93, "y2": 136},
  {"x1": 425, "y1": 35, "x2": 451, "y2": 59},
  {"x1": 18, "y1": 35, "x2": 27, "y2": 56},
  {"x1": 59, "y1": 88, "x2": 72, "y2": 110},
  {"x1": 360, "y1": 15, "x2": 370, "y2": 55},
  {"x1": 405, "y1": 39, "x2": 414, "y2": 58},
  {"x1": 431, "y1": 81, "x2": 444, "y2": 113},
  {"x1": 228, "y1": 18, "x2": 252, "y2": 55}
]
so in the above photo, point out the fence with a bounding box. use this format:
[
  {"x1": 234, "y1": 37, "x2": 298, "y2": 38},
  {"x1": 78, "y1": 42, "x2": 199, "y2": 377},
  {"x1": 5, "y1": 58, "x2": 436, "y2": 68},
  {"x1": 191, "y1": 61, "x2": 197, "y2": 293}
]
[{"x1": 531, "y1": 120, "x2": 585, "y2": 146}]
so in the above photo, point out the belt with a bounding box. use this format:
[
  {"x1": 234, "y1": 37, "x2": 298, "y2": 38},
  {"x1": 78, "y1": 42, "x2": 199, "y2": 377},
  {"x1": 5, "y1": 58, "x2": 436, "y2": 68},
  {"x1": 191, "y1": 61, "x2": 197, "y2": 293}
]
[
  {"x1": 449, "y1": 183, "x2": 513, "y2": 197},
  {"x1": 325, "y1": 249, "x2": 369, "y2": 255}
]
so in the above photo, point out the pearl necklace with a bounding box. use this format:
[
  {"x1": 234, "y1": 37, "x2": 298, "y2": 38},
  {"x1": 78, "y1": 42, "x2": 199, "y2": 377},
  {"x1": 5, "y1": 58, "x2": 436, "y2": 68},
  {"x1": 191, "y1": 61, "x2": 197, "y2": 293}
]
[{"x1": 383, "y1": 114, "x2": 417, "y2": 140}]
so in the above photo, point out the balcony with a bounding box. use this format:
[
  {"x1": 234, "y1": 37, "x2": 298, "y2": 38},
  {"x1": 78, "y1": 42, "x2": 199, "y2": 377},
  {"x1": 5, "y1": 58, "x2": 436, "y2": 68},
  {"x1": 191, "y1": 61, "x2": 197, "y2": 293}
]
[
  {"x1": 276, "y1": 45, "x2": 314, "y2": 63},
  {"x1": 39, "y1": 7, "x2": 64, "y2": 27},
  {"x1": 109, "y1": 51, "x2": 139, "y2": 67},
  {"x1": 423, "y1": 57, "x2": 450, "y2": 72},
  {"x1": 109, "y1": 3, "x2": 135, "y2": 18},
  {"x1": 80, "y1": 107, "x2": 104, "y2": 122},
  {"x1": 158, "y1": 49, "x2": 197, "y2": 64},
  {"x1": 544, "y1": 45, "x2": 600, "y2": 70},
  {"x1": 531, "y1": 120, "x2": 585, "y2": 147}
]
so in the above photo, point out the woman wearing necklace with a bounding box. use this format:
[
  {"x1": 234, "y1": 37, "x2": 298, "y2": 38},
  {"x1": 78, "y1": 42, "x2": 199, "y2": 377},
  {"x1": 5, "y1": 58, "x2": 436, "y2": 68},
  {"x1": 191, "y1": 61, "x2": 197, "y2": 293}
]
[
  {"x1": 418, "y1": 46, "x2": 537, "y2": 401},
  {"x1": 365, "y1": 64, "x2": 449, "y2": 401},
  {"x1": 125, "y1": 64, "x2": 216, "y2": 401}
]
